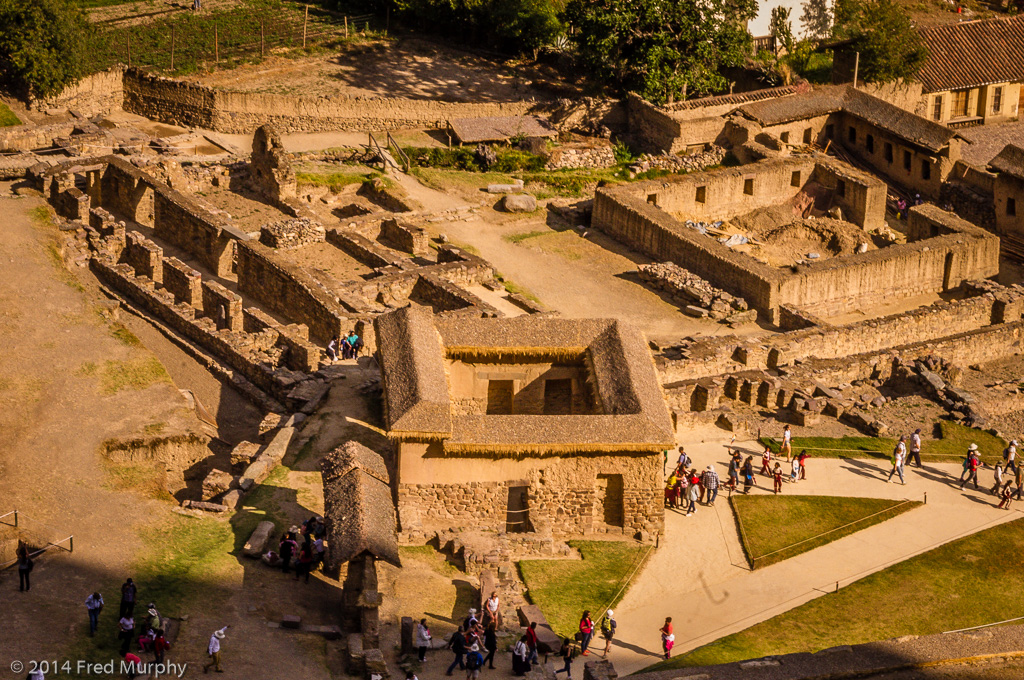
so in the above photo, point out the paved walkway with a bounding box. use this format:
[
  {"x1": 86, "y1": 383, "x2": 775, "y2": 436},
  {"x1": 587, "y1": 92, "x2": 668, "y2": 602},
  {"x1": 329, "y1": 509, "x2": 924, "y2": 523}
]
[{"x1": 609, "y1": 431, "x2": 1021, "y2": 676}]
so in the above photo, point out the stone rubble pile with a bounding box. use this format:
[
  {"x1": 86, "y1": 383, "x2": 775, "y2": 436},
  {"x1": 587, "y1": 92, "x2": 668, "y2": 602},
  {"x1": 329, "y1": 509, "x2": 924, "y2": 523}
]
[
  {"x1": 637, "y1": 262, "x2": 754, "y2": 323},
  {"x1": 629, "y1": 145, "x2": 727, "y2": 174},
  {"x1": 259, "y1": 217, "x2": 326, "y2": 249},
  {"x1": 545, "y1": 146, "x2": 616, "y2": 170}
]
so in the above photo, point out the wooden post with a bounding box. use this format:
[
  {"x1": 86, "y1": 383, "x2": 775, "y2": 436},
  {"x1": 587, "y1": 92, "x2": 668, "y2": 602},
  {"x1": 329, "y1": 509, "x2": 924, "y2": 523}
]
[
  {"x1": 215, "y1": 24, "x2": 219, "y2": 63},
  {"x1": 853, "y1": 51, "x2": 860, "y2": 89},
  {"x1": 170, "y1": 26, "x2": 175, "y2": 71},
  {"x1": 344, "y1": 15, "x2": 348, "y2": 38},
  {"x1": 303, "y1": 5, "x2": 308, "y2": 48},
  {"x1": 261, "y1": 20, "x2": 265, "y2": 57}
]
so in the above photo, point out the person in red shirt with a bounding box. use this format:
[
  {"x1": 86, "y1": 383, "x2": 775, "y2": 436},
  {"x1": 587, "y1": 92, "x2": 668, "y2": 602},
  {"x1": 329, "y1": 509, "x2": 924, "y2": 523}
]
[
  {"x1": 123, "y1": 652, "x2": 143, "y2": 680},
  {"x1": 579, "y1": 611, "x2": 595, "y2": 656},
  {"x1": 659, "y1": 617, "x2": 674, "y2": 659},
  {"x1": 525, "y1": 622, "x2": 539, "y2": 665},
  {"x1": 152, "y1": 630, "x2": 170, "y2": 666},
  {"x1": 798, "y1": 451, "x2": 809, "y2": 480}
]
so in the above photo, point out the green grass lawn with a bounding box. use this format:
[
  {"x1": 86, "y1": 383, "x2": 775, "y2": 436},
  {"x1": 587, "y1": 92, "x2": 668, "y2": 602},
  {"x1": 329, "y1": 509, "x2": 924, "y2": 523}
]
[
  {"x1": 646, "y1": 517, "x2": 1024, "y2": 671},
  {"x1": 519, "y1": 540, "x2": 651, "y2": 637},
  {"x1": 0, "y1": 102, "x2": 21, "y2": 127},
  {"x1": 761, "y1": 421, "x2": 1006, "y2": 465},
  {"x1": 731, "y1": 495, "x2": 923, "y2": 569}
]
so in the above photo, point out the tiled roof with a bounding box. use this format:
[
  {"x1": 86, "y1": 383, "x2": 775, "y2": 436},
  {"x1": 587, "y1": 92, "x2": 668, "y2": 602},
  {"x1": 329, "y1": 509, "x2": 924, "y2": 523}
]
[
  {"x1": 990, "y1": 144, "x2": 1024, "y2": 180},
  {"x1": 918, "y1": 15, "x2": 1024, "y2": 93},
  {"x1": 842, "y1": 87, "x2": 957, "y2": 152}
]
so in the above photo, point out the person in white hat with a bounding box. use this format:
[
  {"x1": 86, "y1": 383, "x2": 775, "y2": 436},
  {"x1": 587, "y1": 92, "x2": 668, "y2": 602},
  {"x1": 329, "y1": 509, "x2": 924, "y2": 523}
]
[
  {"x1": 464, "y1": 643, "x2": 484, "y2": 680},
  {"x1": 701, "y1": 465, "x2": 720, "y2": 507},
  {"x1": 600, "y1": 609, "x2": 617, "y2": 657},
  {"x1": 203, "y1": 626, "x2": 228, "y2": 673},
  {"x1": 959, "y1": 444, "x2": 981, "y2": 490}
]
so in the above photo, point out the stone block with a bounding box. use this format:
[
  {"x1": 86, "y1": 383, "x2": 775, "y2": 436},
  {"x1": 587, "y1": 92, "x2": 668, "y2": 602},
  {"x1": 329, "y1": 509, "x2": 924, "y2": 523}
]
[
  {"x1": 201, "y1": 468, "x2": 233, "y2": 501},
  {"x1": 242, "y1": 520, "x2": 276, "y2": 558},
  {"x1": 503, "y1": 193, "x2": 538, "y2": 212},
  {"x1": 230, "y1": 441, "x2": 261, "y2": 467},
  {"x1": 281, "y1": 615, "x2": 302, "y2": 629},
  {"x1": 401, "y1": 617, "x2": 414, "y2": 654}
]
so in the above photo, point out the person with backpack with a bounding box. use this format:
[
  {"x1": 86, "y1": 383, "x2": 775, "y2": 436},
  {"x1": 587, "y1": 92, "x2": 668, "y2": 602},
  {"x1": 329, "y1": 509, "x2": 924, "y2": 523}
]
[
  {"x1": 741, "y1": 457, "x2": 756, "y2": 494},
  {"x1": 959, "y1": 446, "x2": 982, "y2": 490},
  {"x1": 578, "y1": 611, "x2": 594, "y2": 655},
  {"x1": 599, "y1": 610, "x2": 616, "y2": 657},
  {"x1": 464, "y1": 644, "x2": 484, "y2": 680},
  {"x1": 445, "y1": 625, "x2": 467, "y2": 676},
  {"x1": 888, "y1": 436, "x2": 906, "y2": 485},
  {"x1": 959, "y1": 445, "x2": 977, "y2": 484},
  {"x1": 555, "y1": 637, "x2": 577, "y2": 678},
  {"x1": 512, "y1": 635, "x2": 531, "y2": 676}
]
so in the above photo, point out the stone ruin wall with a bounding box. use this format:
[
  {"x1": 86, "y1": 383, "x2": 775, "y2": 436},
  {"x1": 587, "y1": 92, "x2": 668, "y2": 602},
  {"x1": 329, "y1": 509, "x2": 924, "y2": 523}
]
[
  {"x1": 594, "y1": 164, "x2": 999, "y2": 322},
  {"x1": 121, "y1": 69, "x2": 536, "y2": 134},
  {"x1": 396, "y1": 442, "x2": 664, "y2": 543}
]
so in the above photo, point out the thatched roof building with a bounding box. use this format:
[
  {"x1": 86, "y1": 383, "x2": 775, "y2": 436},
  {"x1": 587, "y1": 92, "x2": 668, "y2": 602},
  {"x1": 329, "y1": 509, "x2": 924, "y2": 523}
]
[
  {"x1": 320, "y1": 441, "x2": 400, "y2": 569},
  {"x1": 374, "y1": 307, "x2": 675, "y2": 455}
]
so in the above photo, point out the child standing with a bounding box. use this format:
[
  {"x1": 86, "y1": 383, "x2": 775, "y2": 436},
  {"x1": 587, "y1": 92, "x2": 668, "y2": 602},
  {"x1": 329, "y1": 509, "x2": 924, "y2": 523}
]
[
  {"x1": 790, "y1": 456, "x2": 800, "y2": 483},
  {"x1": 773, "y1": 462, "x2": 783, "y2": 494}
]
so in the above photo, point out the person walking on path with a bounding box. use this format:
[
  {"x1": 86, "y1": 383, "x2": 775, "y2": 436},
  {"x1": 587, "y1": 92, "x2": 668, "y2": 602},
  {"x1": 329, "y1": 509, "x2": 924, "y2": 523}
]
[
  {"x1": 992, "y1": 464, "x2": 1005, "y2": 495},
  {"x1": 119, "y1": 578, "x2": 137, "y2": 618},
  {"x1": 482, "y1": 621, "x2": 498, "y2": 670},
  {"x1": 959, "y1": 446, "x2": 976, "y2": 484},
  {"x1": 464, "y1": 644, "x2": 484, "y2": 680},
  {"x1": 685, "y1": 475, "x2": 699, "y2": 515},
  {"x1": 579, "y1": 611, "x2": 595, "y2": 656},
  {"x1": 790, "y1": 455, "x2": 800, "y2": 483},
  {"x1": 203, "y1": 626, "x2": 228, "y2": 673},
  {"x1": 798, "y1": 450, "x2": 809, "y2": 480},
  {"x1": 701, "y1": 465, "x2": 719, "y2": 506},
  {"x1": 908, "y1": 429, "x2": 923, "y2": 468},
  {"x1": 727, "y1": 452, "x2": 741, "y2": 492},
  {"x1": 599, "y1": 610, "x2": 616, "y2": 658},
  {"x1": 759, "y1": 445, "x2": 772, "y2": 476},
  {"x1": 445, "y1": 625, "x2": 467, "y2": 676},
  {"x1": 959, "y1": 446, "x2": 982, "y2": 490},
  {"x1": 998, "y1": 483, "x2": 1014, "y2": 510},
  {"x1": 659, "y1": 617, "x2": 674, "y2": 660},
  {"x1": 741, "y1": 456, "x2": 756, "y2": 494},
  {"x1": 1015, "y1": 463, "x2": 1024, "y2": 501},
  {"x1": 888, "y1": 436, "x2": 907, "y2": 485},
  {"x1": 85, "y1": 592, "x2": 104, "y2": 636},
  {"x1": 17, "y1": 545, "x2": 33, "y2": 592},
  {"x1": 415, "y1": 618, "x2": 432, "y2": 662},
  {"x1": 555, "y1": 637, "x2": 576, "y2": 678},
  {"x1": 677, "y1": 447, "x2": 690, "y2": 472},
  {"x1": 781, "y1": 425, "x2": 793, "y2": 462},
  {"x1": 1004, "y1": 440, "x2": 1019, "y2": 475},
  {"x1": 772, "y1": 462, "x2": 783, "y2": 494}
]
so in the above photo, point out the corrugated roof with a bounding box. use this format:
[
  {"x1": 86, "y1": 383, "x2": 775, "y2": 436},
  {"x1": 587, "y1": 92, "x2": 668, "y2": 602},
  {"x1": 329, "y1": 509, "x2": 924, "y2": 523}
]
[
  {"x1": 842, "y1": 87, "x2": 957, "y2": 152},
  {"x1": 990, "y1": 144, "x2": 1024, "y2": 180},
  {"x1": 918, "y1": 15, "x2": 1024, "y2": 93}
]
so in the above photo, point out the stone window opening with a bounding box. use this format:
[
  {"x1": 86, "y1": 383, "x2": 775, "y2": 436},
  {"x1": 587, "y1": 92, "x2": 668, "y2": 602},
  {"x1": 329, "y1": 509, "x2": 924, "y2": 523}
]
[
  {"x1": 921, "y1": 160, "x2": 932, "y2": 181},
  {"x1": 826, "y1": 124, "x2": 834, "y2": 139},
  {"x1": 780, "y1": 131, "x2": 790, "y2": 144},
  {"x1": 836, "y1": 180, "x2": 846, "y2": 197},
  {"x1": 542, "y1": 378, "x2": 573, "y2": 415},
  {"x1": 903, "y1": 150, "x2": 912, "y2": 172},
  {"x1": 884, "y1": 143, "x2": 894, "y2": 163},
  {"x1": 743, "y1": 178, "x2": 754, "y2": 195},
  {"x1": 695, "y1": 185, "x2": 706, "y2": 203},
  {"x1": 848, "y1": 126, "x2": 857, "y2": 143},
  {"x1": 791, "y1": 171, "x2": 801, "y2": 188},
  {"x1": 803, "y1": 127, "x2": 812, "y2": 144},
  {"x1": 647, "y1": 193, "x2": 658, "y2": 205},
  {"x1": 1009, "y1": 197, "x2": 1017, "y2": 217},
  {"x1": 933, "y1": 96, "x2": 943, "y2": 121},
  {"x1": 486, "y1": 380, "x2": 514, "y2": 415},
  {"x1": 866, "y1": 134, "x2": 874, "y2": 153},
  {"x1": 994, "y1": 86, "x2": 1003, "y2": 113}
]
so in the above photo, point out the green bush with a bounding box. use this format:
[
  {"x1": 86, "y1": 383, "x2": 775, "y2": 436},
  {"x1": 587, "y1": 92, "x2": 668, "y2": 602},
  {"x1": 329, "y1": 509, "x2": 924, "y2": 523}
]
[
  {"x1": 404, "y1": 145, "x2": 547, "y2": 172},
  {"x1": 0, "y1": 0, "x2": 92, "y2": 99}
]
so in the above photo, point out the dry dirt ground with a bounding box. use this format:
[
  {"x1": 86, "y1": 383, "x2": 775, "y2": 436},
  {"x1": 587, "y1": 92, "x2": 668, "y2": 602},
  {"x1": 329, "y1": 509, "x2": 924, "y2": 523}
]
[{"x1": 196, "y1": 38, "x2": 549, "y2": 102}]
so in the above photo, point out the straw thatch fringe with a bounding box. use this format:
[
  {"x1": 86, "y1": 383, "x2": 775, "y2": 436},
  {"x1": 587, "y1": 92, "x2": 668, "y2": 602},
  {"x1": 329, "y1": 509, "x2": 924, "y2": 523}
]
[
  {"x1": 441, "y1": 441, "x2": 667, "y2": 457},
  {"x1": 444, "y1": 346, "x2": 588, "y2": 363}
]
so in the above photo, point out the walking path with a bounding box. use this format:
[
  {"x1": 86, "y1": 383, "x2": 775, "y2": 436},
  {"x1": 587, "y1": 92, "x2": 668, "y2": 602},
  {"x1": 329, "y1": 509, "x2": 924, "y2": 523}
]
[{"x1": 610, "y1": 432, "x2": 1021, "y2": 676}]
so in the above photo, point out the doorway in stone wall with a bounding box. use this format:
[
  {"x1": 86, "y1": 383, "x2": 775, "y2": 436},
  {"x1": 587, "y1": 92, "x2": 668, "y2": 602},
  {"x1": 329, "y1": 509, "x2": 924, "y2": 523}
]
[
  {"x1": 506, "y1": 485, "x2": 530, "y2": 533},
  {"x1": 543, "y1": 378, "x2": 573, "y2": 415},
  {"x1": 595, "y1": 474, "x2": 624, "y2": 528},
  {"x1": 487, "y1": 380, "x2": 514, "y2": 414}
]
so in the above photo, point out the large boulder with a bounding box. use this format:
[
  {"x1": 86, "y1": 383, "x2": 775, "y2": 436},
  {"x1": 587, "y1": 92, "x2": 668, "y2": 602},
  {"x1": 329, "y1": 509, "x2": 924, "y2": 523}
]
[{"x1": 503, "y1": 193, "x2": 538, "y2": 213}]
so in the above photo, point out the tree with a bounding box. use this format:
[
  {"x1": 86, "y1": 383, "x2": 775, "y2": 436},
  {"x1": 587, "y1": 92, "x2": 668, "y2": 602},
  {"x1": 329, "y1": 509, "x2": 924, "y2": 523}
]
[
  {"x1": 563, "y1": 0, "x2": 758, "y2": 104},
  {"x1": 800, "y1": 0, "x2": 833, "y2": 41},
  {"x1": 770, "y1": 6, "x2": 794, "y2": 54},
  {"x1": 0, "y1": 0, "x2": 91, "y2": 100},
  {"x1": 833, "y1": 0, "x2": 927, "y2": 82}
]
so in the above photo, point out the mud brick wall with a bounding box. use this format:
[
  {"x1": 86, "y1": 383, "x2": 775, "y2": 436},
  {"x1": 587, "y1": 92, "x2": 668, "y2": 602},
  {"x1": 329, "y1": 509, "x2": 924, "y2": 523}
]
[
  {"x1": 236, "y1": 240, "x2": 347, "y2": 343},
  {"x1": 0, "y1": 122, "x2": 78, "y2": 153},
  {"x1": 326, "y1": 229, "x2": 404, "y2": 269},
  {"x1": 379, "y1": 219, "x2": 429, "y2": 256},
  {"x1": 31, "y1": 67, "x2": 125, "y2": 116},
  {"x1": 152, "y1": 189, "x2": 240, "y2": 277},
  {"x1": 123, "y1": 231, "x2": 163, "y2": 283},
  {"x1": 123, "y1": 68, "x2": 535, "y2": 134},
  {"x1": 202, "y1": 280, "x2": 242, "y2": 331},
  {"x1": 163, "y1": 257, "x2": 202, "y2": 307}
]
